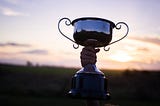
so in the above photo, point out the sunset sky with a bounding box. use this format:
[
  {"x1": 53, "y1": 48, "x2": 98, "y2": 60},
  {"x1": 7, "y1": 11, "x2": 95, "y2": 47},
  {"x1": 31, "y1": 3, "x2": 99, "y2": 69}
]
[{"x1": 0, "y1": 0, "x2": 160, "y2": 70}]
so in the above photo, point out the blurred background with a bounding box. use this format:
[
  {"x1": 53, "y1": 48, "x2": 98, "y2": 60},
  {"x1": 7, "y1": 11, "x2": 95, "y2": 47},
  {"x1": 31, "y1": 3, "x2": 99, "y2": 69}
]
[{"x1": 0, "y1": 0, "x2": 160, "y2": 106}]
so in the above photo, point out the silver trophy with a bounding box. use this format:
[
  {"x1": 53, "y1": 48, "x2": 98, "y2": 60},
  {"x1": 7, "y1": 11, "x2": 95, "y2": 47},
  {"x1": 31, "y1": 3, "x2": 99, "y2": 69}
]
[{"x1": 58, "y1": 17, "x2": 129, "y2": 99}]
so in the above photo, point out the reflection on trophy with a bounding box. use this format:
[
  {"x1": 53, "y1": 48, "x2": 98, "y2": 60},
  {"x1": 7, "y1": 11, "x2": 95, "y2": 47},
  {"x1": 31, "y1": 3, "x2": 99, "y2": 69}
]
[{"x1": 58, "y1": 17, "x2": 129, "y2": 100}]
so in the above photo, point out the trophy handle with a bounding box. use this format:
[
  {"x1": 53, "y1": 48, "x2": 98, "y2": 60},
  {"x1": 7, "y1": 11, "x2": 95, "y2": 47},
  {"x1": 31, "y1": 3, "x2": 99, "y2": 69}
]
[
  {"x1": 109, "y1": 22, "x2": 129, "y2": 45},
  {"x1": 58, "y1": 18, "x2": 79, "y2": 49}
]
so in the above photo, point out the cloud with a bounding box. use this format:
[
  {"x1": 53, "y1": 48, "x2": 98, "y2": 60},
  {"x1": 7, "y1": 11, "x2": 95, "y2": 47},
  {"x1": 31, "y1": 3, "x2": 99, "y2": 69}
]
[
  {"x1": 0, "y1": 42, "x2": 31, "y2": 47},
  {"x1": 0, "y1": 42, "x2": 48, "y2": 55},
  {"x1": 5, "y1": 0, "x2": 20, "y2": 5},
  {"x1": 0, "y1": 6, "x2": 29, "y2": 16},
  {"x1": 136, "y1": 47, "x2": 149, "y2": 52},
  {"x1": 129, "y1": 36, "x2": 160, "y2": 45},
  {"x1": 20, "y1": 49, "x2": 48, "y2": 55}
]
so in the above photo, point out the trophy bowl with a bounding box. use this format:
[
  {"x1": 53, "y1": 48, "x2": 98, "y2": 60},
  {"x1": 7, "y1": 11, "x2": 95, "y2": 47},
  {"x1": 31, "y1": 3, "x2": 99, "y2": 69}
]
[
  {"x1": 58, "y1": 17, "x2": 129, "y2": 49},
  {"x1": 72, "y1": 17, "x2": 115, "y2": 47}
]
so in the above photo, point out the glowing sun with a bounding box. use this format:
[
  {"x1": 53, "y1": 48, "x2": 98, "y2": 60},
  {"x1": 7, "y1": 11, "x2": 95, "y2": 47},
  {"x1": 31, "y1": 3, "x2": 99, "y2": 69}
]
[{"x1": 109, "y1": 51, "x2": 133, "y2": 62}]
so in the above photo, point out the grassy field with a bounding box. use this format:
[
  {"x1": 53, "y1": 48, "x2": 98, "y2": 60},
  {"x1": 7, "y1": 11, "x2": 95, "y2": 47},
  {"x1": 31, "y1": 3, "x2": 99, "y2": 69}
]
[{"x1": 0, "y1": 63, "x2": 160, "y2": 106}]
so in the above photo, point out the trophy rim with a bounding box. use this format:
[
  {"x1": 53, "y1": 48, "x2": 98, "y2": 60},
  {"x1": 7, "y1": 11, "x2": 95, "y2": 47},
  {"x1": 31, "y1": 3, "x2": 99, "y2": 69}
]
[{"x1": 72, "y1": 17, "x2": 115, "y2": 27}]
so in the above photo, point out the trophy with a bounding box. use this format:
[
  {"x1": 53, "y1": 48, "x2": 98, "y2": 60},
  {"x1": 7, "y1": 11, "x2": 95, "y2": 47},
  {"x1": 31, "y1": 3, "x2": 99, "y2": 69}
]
[{"x1": 58, "y1": 17, "x2": 129, "y2": 100}]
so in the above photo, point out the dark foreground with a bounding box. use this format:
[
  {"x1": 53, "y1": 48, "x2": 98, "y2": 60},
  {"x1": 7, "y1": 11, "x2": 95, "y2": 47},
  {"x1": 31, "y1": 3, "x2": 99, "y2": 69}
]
[{"x1": 0, "y1": 64, "x2": 160, "y2": 106}]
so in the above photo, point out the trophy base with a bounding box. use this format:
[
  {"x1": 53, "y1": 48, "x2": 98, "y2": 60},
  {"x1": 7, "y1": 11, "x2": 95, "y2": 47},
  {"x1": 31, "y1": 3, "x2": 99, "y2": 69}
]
[{"x1": 68, "y1": 64, "x2": 110, "y2": 100}]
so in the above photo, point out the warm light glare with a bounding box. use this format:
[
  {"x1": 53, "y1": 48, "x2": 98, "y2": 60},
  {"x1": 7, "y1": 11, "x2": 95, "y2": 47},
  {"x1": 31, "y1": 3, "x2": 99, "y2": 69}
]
[{"x1": 109, "y1": 51, "x2": 133, "y2": 62}]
